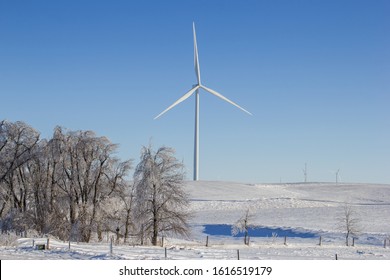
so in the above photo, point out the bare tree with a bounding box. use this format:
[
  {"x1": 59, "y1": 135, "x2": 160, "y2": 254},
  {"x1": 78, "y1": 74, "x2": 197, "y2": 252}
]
[
  {"x1": 232, "y1": 207, "x2": 256, "y2": 245},
  {"x1": 0, "y1": 121, "x2": 40, "y2": 233},
  {"x1": 133, "y1": 145, "x2": 190, "y2": 246},
  {"x1": 52, "y1": 128, "x2": 132, "y2": 242},
  {"x1": 20, "y1": 139, "x2": 63, "y2": 235},
  {"x1": 0, "y1": 121, "x2": 134, "y2": 241},
  {"x1": 98, "y1": 179, "x2": 135, "y2": 244},
  {"x1": 0, "y1": 121, "x2": 40, "y2": 183},
  {"x1": 117, "y1": 181, "x2": 136, "y2": 243},
  {"x1": 338, "y1": 203, "x2": 361, "y2": 246}
]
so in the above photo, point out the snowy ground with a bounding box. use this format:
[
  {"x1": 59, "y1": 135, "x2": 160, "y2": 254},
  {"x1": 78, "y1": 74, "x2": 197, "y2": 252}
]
[{"x1": 1, "y1": 181, "x2": 390, "y2": 260}]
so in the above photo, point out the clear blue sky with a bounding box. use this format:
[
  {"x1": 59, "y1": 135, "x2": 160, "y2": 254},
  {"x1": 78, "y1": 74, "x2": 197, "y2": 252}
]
[{"x1": 1, "y1": 0, "x2": 389, "y2": 183}]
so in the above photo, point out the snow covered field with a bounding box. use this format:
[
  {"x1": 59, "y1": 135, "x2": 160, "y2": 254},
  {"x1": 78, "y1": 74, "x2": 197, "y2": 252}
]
[{"x1": 1, "y1": 181, "x2": 390, "y2": 260}]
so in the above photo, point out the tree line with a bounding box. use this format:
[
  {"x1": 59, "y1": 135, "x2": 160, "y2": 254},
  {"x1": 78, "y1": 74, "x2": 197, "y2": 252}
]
[{"x1": 0, "y1": 120, "x2": 189, "y2": 245}]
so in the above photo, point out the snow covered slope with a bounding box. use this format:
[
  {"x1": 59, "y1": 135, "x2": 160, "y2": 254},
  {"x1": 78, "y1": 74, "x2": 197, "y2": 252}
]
[{"x1": 186, "y1": 181, "x2": 390, "y2": 234}]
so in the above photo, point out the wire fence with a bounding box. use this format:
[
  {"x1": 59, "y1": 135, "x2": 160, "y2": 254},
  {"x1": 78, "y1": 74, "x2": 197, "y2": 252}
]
[{"x1": 2, "y1": 232, "x2": 389, "y2": 260}]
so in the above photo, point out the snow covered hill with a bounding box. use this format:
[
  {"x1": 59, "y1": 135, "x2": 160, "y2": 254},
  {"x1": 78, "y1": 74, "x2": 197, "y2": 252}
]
[
  {"x1": 186, "y1": 181, "x2": 390, "y2": 234},
  {"x1": 1, "y1": 181, "x2": 390, "y2": 260}
]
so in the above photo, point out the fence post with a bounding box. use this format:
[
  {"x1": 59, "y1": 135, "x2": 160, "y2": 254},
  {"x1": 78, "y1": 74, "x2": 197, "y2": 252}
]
[
  {"x1": 165, "y1": 247, "x2": 167, "y2": 259},
  {"x1": 206, "y1": 236, "x2": 209, "y2": 247},
  {"x1": 68, "y1": 240, "x2": 71, "y2": 251},
  {"x1": 384, "y1": 239, "x2": 387, "y2": 249},
  {"x1": 237, "y1": 249, "x2": 240, "y2": 260},
  {"x1": 352, "y1": 237, "x2": 355, "y2": 247},
  {"x1": 32, "y1": 239, "x2": 35, "y2": 248},
  {"x1": 319, "y1": 236, "x2": 322, "y2": 246},
  {"x1": 335, "y1": 254, "x2": 338, "y2": 260},
  {"x1": 284, "y1": 236, "x2": 287, "y2": 245},
  {"x1": 46, "y1": 238, "x2": 50, "y2": 250},
  {"x1": 161, "y1": 236, "x2": 164, "y2": 248}
]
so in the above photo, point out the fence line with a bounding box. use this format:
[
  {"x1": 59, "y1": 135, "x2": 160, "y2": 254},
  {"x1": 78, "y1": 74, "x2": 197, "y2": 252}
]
[{"x1": 2, "y1": 232, "x2": 389, "y2": 260}]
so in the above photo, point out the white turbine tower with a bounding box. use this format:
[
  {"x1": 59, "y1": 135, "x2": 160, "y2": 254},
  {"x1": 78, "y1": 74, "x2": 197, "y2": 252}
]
[{"x1": 154, "y1": 23, "x2": 252, "y2": 181}]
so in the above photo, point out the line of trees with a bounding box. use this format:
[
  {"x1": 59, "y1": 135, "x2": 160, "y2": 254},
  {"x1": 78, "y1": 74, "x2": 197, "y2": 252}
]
[{"x1": 0, "y1": 120, "x2": 189, "y2": 244}]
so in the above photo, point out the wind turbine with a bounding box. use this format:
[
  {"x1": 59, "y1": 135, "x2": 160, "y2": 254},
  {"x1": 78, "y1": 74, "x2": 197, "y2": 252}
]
[
  {"x1": 303, "y1": 163, "x2": 307, "y2": 183},
  {"x1": 154, "y1": 22, "x2": 252, "y2": 181},
  {"x1": 335, "y1": 169, "x2": 341, "y2": 185}
]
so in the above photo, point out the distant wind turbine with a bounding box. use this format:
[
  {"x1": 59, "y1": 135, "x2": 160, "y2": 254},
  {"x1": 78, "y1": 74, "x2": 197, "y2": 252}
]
[
  {"x1": 335, "y1": 169, "x2": 340, "y2": 185},
  {"x1": 154, "y1": 22, "x2": 252, "y2": 181},
  {"x1": 303, "y1": 163, "x2": 307, "y2": 183}
]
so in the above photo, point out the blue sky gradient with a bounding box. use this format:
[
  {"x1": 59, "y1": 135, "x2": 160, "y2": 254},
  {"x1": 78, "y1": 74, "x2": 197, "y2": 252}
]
[{"x1": 1, "y1": 0, "x2": 389, "y2": 183}]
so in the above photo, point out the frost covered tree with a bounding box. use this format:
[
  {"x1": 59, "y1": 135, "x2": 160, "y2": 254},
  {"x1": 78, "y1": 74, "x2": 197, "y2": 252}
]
[
  {"x1": 133, "y1": 145, "x2": 189, "y2": 246},
  {"x1": 116, "y1": 181, "x2": 136, "y2": 243},
  {"x1": 232, "y1": 208, "x2": 255, "y2": 245},
  {"x1": 51, "y1": 127, "x2": 132, "y2": 242},
  {"x1": 19, "y1": 139, "x2": 63, "y2": 235},
  {"x1": 338, "y1": 204, "x2": 361, "y2": 246},
  {"x1": 0, "y1": 121, "x2": 133, "y2": 241},
  {"x1": 0, "y1": 120, "x2": 40, "y2": 233},
  {"x1": 99, "y1": 179, "x2": 135, "y2": 243},
  {"x1": 0, "y1": 120, "x2": 40, "y2": 184}
]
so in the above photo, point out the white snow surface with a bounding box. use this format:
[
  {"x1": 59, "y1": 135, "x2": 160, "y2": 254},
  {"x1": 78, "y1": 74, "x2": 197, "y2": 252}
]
[{"x1": 1, "y1": 181, "x2": 390, "y2": 260}]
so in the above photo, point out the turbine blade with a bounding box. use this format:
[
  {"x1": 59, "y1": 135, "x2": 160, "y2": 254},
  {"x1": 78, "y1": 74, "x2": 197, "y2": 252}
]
[
  {"x1": 200, "y1": 85, "x2": 252, "y2": 115},
  {"x1": 193, "y1": 22, "x2": 201, "y2": 85},
  {"x1": 154, "y1": 85, "x2": 200, "y2": 119}
]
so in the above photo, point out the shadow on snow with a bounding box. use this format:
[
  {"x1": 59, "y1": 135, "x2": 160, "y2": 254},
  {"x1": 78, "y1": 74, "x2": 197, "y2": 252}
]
[{"x1": 203, "y1": 224, "x2": 317, "y2": 238}]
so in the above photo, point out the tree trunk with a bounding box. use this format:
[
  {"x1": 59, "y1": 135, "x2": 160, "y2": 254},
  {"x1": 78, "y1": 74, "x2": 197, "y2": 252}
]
[
  {"x1": 152, "y1": 216, "x2": 158, "y2": 246},
  {"x1": 152, "y1": 183, "x2": 158, "y2": 246},
  {"x1": 97, "y1": 223, "x2": 103, "y2": 242},
  {"x1": 124, "y1": 208, "x2": 131, "y2": 243}
]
